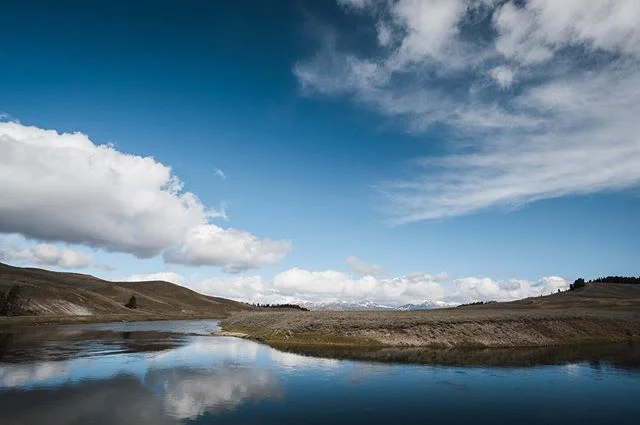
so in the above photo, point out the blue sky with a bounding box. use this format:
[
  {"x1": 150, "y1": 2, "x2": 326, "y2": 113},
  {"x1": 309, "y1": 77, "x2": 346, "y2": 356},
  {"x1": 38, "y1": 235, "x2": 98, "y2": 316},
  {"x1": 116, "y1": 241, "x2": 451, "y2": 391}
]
[{"x1": 1, "y1": 0, "x2": 639, "y2": 306}]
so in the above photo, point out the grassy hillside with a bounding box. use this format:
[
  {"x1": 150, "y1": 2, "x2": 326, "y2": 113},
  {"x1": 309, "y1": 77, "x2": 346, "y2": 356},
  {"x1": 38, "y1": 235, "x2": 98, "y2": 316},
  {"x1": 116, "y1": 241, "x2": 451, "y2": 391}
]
[
  {"x1": 465, "y1": 282, "x2": 640, "y2": 310},
  {"x1": 221, "y1": 282, "x2": 640, "y2": 349},
  {"x1": 0, "y1": 262, "x2": 253, "y2": 324}
]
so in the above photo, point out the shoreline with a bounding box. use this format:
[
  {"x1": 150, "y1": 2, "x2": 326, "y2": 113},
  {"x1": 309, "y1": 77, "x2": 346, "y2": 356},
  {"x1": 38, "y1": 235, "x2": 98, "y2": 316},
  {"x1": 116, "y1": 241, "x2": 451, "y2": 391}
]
[
  {"x1": 0, "y1": 313, "x2": 230, "y2": 330},
  {"x1": 265, "y1": 341, "x2": 640, "y2": 368},
  {"x1": 2, "y1": 310, "x2": 639, "y2": 367}
]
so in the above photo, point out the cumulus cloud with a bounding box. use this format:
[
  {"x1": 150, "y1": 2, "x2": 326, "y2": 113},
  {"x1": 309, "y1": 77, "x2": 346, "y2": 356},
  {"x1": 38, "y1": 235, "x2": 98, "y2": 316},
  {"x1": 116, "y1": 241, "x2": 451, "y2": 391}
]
[
  {"x1": 0, "y1": 121, "x2": 211, "y2": 257},
  {"x1": 296, "y1": 0, "x2": 640, "y2": 222},
  {"x1": 450, "y1": 275, "x2": 568, "y2": 304},
  {"x1": 163, "y1": 225, "x2": 291, "y2": 273},
  {"x1": 160, "y1": 267, "x2": 567, "y2": 307},
  {"x1": 346, "y1": 256, "x2": 385, "y2": 276},
  {"x1": 195, "y1": 275, "x2": 269, "y2": 303},
  {"x1": 0, "y1": 121, "x2": 290, "y2": 272},
  {"x1": 0, "y1": 237, "x2": 92, "y2": 269},
  {"x1": 273, "y1": 268, "x2": 447, "y2": 304}
]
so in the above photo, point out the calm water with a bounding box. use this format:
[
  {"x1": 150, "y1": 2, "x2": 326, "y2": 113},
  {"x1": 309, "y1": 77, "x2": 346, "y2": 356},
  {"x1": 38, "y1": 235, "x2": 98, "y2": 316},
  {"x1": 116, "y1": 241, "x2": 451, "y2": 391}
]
[{"x1": 1, "y1": 320, "x2": 639, "y2": 425}]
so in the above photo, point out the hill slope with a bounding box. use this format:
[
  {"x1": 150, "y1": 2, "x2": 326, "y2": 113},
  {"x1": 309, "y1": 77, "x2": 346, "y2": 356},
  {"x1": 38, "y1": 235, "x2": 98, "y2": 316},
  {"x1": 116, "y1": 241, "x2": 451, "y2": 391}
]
[
  {"x1": 0, "y1": 262, "x2": 252, "y2": 322},
  {"x1": 462, "y1": 282, "x2": 640, "y2": 310}
]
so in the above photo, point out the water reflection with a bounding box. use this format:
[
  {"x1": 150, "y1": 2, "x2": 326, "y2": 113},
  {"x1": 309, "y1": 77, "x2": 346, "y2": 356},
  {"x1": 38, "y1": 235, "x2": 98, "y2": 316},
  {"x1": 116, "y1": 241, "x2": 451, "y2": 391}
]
[
  {"x1": 275, "y1": 342, "x2": 640, "y2": 370},
  {"x1": 0, "y1": 328, "x2": 187, "y2": 363},
  {"x1": 0, "y1": 335, "x2": 282, "y2": 424},
  {"x1": 0, "y1": 361, "x2": 69, "y2": 388},
  {"x1": 1, "y1": 321, "x2": 639, "y2": 425},
  {"x1": 147, "y1": 368, "x2": 280, "y2": 420},
  {"x1": 0, "y1": 370, "x2": 280, "y2": 425}
]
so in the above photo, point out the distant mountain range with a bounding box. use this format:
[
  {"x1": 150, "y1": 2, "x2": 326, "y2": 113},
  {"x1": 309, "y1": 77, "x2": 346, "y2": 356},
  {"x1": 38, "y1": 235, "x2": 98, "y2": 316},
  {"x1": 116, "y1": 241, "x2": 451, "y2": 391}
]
[
  {"x1": 397, "y1": 300, "x2": 459, "y2": 310},
  {"x1": 299, "y1": 300, "x2": 457, "y2": 311}
]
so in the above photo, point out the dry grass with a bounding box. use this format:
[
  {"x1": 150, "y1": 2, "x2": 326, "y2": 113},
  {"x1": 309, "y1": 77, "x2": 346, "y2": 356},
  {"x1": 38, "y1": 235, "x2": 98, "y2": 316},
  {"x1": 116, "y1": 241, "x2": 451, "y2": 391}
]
[
  {"x1": 222, "y1": 284, "x2": 640, "y2": 349},
  {"x1": 0, "y1": 262, "x2": 253, "y2": 328}
]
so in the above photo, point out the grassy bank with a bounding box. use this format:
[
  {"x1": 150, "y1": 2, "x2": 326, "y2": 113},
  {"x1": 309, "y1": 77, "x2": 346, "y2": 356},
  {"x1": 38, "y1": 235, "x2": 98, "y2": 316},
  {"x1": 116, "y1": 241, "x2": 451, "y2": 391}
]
[
  {"x1": 220, "y1": 308, "x2": 640, "y2": 350},
  {"x1": 0, "y1": 312, "x2": 229, "y2": 330}
]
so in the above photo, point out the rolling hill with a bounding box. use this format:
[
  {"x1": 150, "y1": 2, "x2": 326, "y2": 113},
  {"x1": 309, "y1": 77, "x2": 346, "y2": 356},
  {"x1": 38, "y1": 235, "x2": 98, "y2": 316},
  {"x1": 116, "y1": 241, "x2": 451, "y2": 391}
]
[
  {"x1": 465, "y1": 282, "x2": 640, "y2": 310},
  {"x1": 0, "y1": 262, "x2": 253, "y2": 322}
]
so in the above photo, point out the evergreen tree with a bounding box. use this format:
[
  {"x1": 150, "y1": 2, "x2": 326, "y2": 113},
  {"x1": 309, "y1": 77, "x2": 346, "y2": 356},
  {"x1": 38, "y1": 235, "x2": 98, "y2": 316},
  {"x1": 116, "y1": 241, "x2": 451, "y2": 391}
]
[{"x1": 125, "y1": 295, "x2": 137, "y2": 309}]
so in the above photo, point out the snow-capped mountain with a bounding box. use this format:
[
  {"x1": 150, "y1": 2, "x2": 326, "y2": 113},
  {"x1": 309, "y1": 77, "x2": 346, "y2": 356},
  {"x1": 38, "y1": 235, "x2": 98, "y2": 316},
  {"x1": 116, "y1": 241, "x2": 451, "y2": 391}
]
[
  {"x1": 299, "y1": 301, "x2": 396, "y2": 311},
  {"x1": 396, "y1": 300, "x2": 457, "y2": 311},
  {"x1": 298, "y1": 300, "x2": 457, "y2": 311}
]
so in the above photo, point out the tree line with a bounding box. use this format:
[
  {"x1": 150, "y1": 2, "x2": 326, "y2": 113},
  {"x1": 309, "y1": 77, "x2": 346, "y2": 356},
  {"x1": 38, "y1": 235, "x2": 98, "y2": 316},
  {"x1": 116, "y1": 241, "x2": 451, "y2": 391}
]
[
  {"x1": 458, "y1": 300, "x2": 497, "y2": 307},
  {"x1": 570, "y1": 276, "x2": 640, "y2": 291},
  {"x1": 589, "y1": 276, "x2": 640, "y2": 284},
  {"x1": 251, "y1": 303, "x2": 309, "y2": 311}
]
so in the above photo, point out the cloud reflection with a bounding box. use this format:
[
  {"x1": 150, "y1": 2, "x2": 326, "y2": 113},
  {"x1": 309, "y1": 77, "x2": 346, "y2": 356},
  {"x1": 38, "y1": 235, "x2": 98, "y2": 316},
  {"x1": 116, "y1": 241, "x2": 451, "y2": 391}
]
[
  {"x1": 0, "y1": 336, "x2": 283, "y2": 424},
  {"x1": 148, "y1": 368, "x2": 281, "y2": 419},
  {"x1": 0, "y1": 362, "x2": 69, "y2": 388}
]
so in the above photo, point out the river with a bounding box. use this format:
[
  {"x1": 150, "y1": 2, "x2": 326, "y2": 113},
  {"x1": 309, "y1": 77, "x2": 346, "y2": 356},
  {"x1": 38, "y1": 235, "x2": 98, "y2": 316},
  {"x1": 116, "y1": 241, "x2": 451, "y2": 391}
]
[{"x1": 1, "y1": 319, "x2": 639, "y2": 424}]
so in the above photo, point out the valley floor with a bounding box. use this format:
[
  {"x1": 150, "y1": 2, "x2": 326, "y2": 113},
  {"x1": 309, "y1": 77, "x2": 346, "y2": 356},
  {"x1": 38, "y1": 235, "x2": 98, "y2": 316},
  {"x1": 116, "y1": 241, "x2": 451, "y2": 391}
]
[
  {"x1": 221, "y1": 283, "x2": 640, "y2": 353},
  {"x1": 220, "y1": 307, "x2": 640, "y2": 350}
]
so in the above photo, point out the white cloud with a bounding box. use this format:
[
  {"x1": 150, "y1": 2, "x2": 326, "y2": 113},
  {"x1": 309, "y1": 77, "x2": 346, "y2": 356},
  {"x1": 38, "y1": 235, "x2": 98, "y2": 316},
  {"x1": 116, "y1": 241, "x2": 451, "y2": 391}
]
[
  {"x1": 296, "y1": 1, "x2": 640, "y2": 222},
  {"x1": 163, "y1": 225, "x2": 291, "y2": 273},
  {"x1": 0, "y1": 121, "x2": 290, "y2": 271},
  {"x1": 346, "y1": 256, "x2": 385, "y2": 276},
  {"x1": 388, "y1": 0, "x2": 470, "y2": 68},
  {"x1": 187, "y1": 274, "x2": 269, "y2": 303},
  {"x1": 285, "y1": 270, "x2": 569, "y2": 305},
  {"x1": 164, "y1": 267, "x2": 565, "y2": 307},
  {"x1": 489, "y1": 65, "x2": 515, "y2": 88},
  {"x1": 274, "y1": 268, "x2": 451, "y2": 305},
  {"x1": 494, "y1": 0, "x2": 640, "y2": 64},
  {"x1": 381, "y1": 67, "x2": 640, "y2": 222},
  {"x1": 450, "y1": 275, "x2": 567, "y2": 303},
  {"x1": 213, "y1": 168, "x2": 226, "y2": 180},
  {"x1": 0, "y1": 237, "x2": 92, "y2": 269},
  {"x1": 0, "y1": 121, "x2": 211, "y2": 257}
]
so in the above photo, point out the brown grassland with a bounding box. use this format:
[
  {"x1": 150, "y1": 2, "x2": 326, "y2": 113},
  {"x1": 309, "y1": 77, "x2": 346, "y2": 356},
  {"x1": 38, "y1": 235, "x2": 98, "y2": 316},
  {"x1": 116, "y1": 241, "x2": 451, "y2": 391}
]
[
  {"x1": 0, "y1": 262, "x2": 253, "y2": 328},
  {"x1": 221, "y1": 282, "x2": 640, "y2": 350},
  {"x1": 2, "y1": 261, "x2": 640, "y2": 359}
]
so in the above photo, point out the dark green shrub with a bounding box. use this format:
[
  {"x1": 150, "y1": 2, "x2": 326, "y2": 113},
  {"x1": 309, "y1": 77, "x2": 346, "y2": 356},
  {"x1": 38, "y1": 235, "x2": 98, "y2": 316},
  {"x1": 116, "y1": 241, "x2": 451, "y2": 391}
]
[
  {"x1": 570, "y1": 278, "x2": 586, "y2": 291},
  {"x1": 125, "y1": 295, "x2": 137, "y2": 309},
  {"x1": 0, "y1": 285, "x2": 29, "y2": 316}
]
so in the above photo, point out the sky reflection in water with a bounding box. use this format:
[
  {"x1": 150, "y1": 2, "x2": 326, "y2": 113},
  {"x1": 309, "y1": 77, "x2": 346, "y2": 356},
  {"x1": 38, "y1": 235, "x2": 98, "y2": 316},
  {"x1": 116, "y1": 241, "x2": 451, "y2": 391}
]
[{"x1": 1, "y1": 320, "x2": 639, "y2": 425}]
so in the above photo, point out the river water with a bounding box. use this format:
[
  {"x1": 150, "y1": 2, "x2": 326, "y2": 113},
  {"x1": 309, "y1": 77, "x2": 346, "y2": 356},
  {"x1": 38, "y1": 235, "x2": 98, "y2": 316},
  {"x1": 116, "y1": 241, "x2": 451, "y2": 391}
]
[{"x1": 1, "y1": 320, "x2": 639, "y2": 424}]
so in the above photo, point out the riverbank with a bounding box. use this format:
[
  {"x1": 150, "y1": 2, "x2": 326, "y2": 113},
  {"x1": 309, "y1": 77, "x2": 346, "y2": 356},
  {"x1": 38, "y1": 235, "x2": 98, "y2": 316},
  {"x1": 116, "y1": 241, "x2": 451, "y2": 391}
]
[
  {"x1": 0, "y1": 313, "x2": 229, "y2": 330},
  {"x1": 220, "y1": 308, "x2": 640, "y2": 351}
]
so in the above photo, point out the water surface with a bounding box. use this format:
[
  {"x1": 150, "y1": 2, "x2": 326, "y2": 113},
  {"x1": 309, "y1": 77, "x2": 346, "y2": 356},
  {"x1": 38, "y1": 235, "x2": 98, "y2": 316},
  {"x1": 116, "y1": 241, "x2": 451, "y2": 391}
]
[{"x1": 1, "y1": 320, "x2": 639, "y2": 424}]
